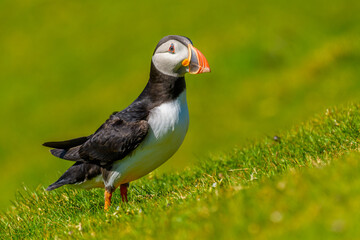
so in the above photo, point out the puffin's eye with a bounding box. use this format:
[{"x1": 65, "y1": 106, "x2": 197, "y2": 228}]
[{"x1": 168, "y1": 43, "x2": 175, "y2": 53}]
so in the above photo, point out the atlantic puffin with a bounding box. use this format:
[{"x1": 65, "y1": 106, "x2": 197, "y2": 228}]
[{"x1": 43, "y1": 35, "x2": 210, "y2": 210}]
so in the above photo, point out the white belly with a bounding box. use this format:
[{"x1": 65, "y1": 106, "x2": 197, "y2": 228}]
[{"x1": 106, "y1": 91, "x2": 189, "y2": 188}]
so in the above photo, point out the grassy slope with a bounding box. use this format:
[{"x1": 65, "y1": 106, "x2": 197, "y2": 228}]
[
  {"x1": 1, "y1": 0, "x2": 360, "y2": 210},
  {"x1": 2, "y1": 103, "x2": 360, "y2": 239}
]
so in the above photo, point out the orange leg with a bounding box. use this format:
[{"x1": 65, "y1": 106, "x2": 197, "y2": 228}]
[
  {"x1": 120, "y1": 183, "x2": 129, "y2": 202},
  {"x1": 104, "y1": 189, "x2": 113, "y2": 211}
]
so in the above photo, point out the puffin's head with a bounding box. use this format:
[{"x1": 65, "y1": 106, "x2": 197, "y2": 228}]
[{"x1": 152, "y1": 35, "x2": 210, "y2": 77}]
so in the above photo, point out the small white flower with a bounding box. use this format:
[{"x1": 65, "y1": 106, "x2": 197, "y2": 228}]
[{"x1": 270, "y1": 211, "x2": 283, "y2": 223}]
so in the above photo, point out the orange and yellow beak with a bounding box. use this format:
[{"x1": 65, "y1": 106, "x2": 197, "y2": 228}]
[{"x1": 182, "y1": 44, "x2": 210, "y2": 74}]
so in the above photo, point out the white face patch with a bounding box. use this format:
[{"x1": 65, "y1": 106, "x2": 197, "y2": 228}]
[{"x1": 152, "y1": 40, "x2": 189, "y2": 77}]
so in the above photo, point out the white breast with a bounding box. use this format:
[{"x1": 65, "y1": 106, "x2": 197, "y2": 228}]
[{"x1": 106, "y1": 90, "x2": 189, "y2": 188}]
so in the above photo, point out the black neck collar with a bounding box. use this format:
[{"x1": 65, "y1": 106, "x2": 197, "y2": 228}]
[
  {"x1": 138, "y1": 62, "x2": 186, "y2": 103},
  {"x1": 117, "y1": 62, "x2": 187, "y2": 122}
]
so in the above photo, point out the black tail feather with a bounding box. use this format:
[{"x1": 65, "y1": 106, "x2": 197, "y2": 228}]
[
  {"x1": 43, "y1": 136, "x2": 89, "y2": 149},
  {"x1": 46, "y1": 162, "x2": 102, "y2": 191},
  {"x1": 50, "y1": 147, "x2": 81, "y2": 160},
  {"x1": 46, "y1": 180, "x2": 68, "y2": 191}
]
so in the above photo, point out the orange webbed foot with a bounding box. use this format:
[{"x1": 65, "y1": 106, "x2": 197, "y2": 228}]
[
  {"x1": 120, "y1": 183, "x2": 129, "y2": 203},
  {"x1": 104, "y1": 189, "x2": 113, "y2": 211}
]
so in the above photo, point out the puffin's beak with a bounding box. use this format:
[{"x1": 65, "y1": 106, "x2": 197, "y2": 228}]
[{"x1": 182, "y1": 44, "x2": 211, "y2": 74}]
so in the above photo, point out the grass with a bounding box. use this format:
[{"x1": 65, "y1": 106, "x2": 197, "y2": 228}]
[{"x1": 2, "y1": 103, "x2": 360, "y2": 239}]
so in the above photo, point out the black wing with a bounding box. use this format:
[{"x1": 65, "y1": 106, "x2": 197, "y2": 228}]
[
  {"x1": 44, "y1": 116, "x2": 149, "y2": 165},
  {"x1": 78, "y1": 117, "x2": 149, "y2": 165}
]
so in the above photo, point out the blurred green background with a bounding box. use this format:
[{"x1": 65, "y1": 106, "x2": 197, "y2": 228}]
[{"x1": 0, "y1": 0, "x2": 359, "y2": 210}]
